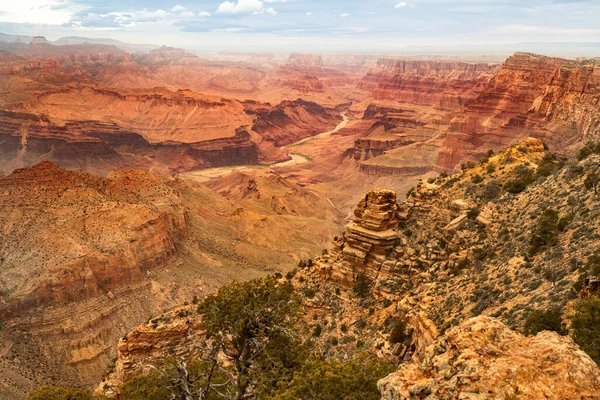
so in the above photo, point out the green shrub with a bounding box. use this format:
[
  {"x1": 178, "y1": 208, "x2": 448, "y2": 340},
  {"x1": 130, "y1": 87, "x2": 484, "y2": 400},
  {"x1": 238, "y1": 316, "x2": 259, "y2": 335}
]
[
  {"x1": 471, "y1": 174, "x2": 484, "y2": 184},
  {"x1": 313, "y1": 324, "x2": 322, "y2": 337},
  {"x1": 505, "y1": 166, "x2": 536, "y2": 194},
  {"x1": 570, "y1": 296, "x2": 600, "y2": 364},
  {"x1": 535, "y1": 153, "x2": 564, "y2": 178},
  {"x1": 272, "y1": 355, "x2": 395, "y2": 400},
  {"x1": 524, "y1": 308, "x2": 566, "y2": 335},
  {"x1": 119, "y1": 372, "x2": 171, "y2": 400},
  {"x1": 461, "y1": 161, "x2": 476, "y2": 171},
  {"x1": 584, "y1": 172, "x2": 599, "y2": 193},
  {"x1": 529, "y1": 209, "x2": 559, "y2": 255},
  {"x1": 27, "y1": 387, "x2": 91, "y2": 400},
  {"x1": 450, "y1": 258, "x2": 470, "y2": 276},
  {"x1": 483, "y1": 180, "x2": 501, "y2": 200},
  {"x1": 577, "y1": 141, "x2": 600, "y2": 161}
]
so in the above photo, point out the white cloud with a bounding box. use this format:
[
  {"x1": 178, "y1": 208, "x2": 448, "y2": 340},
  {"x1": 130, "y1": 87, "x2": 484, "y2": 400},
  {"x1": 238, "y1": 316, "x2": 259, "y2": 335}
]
[
  {"x1": 68, "y1": 8, "x2": 177, "y2": 29},
  {"x1": 180, "y1": 11, "x2": 195, "y2": 18},
  {"x1": 341, "y1": 12, "x2": 350, "y2": 18},
  {"x1": 395, "y1": 2, "x2": 408, "y2": 9},
  {"x1": 306, "y1": 12, "x2": 313, "y2": 16},
  {"x1": 171, "y1": 5, "x2": 186, "y2": 12},
  {"x1": 0, "y1": 0, "x2": 82, "y2": 25},
  {"x1": 266, "y1": 7, "x2": 277, "y2": 15},
  {"x1": 198, "y1": 11, "x2": 212, "y2": 17},
  {"x1": 264, "y1": 0, "x2": 293, "y2": 2},
  {"x1": 216, "y1": 0, "x2": 264, "y2": 14}
]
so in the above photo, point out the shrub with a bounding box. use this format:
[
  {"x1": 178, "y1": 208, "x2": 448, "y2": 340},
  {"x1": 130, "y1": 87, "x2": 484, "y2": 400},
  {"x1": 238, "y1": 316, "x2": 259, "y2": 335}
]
[
  {"x1": 467, "y1": 207, "x2": 480, "y2": 220},
  {"x1": 557, "y1": 214, "x2": 573, "y2": 232},
  {"x1": 587, "y1": 250, "x2": 600, "y2": 276},
  {"x1": 313, "y1": 324, "x2": 322, "y2": 337},
  {"x1": 461, "y1": 161, "x2": 476, "y2": 171},
  {"x1": 303, "y1": 287, "x2": 316, "y2": 299},
  {"x1": 197, "y1": 276, "x2": 302, "y2": 399},
  {"x1": 471, "y1": 174, "x2": 484, "y2": 184},
  {"x1": 483, "y1": 180, "x2": 501, "y2": 200},
  {"x1": 119, "y1": 372, "x2": 171, "y2": 400},
  {"x1": 505, "y1": 166, "x2": 536, "y2": 194},
  {"x1": 584, "y1": 172, "x2": 599, "y2": 193},
  {"x1": 524, "y1": 308, "x2": 566, "y2": 335},
  {"x1": 577, "y1": 141, "x2": 600, "y2": 161},
  {"x1": 565, "y1": 163, "x2": 585, "y2": 179},
  {"x1": 27, "y1": 387, "x2": 91, "y2": 400},
  {"x1": 272, "y1": 354, "x2": 395, "y2": 400},
  {"x1": 535, "y1": 153, "x2": 564, "y2": 178},
  {"x1": 570, "y1": 296, "x2": 600, "y2": 364},
  {"x1": 529, "y1": 208, "x2": 559, "y2": 255}
]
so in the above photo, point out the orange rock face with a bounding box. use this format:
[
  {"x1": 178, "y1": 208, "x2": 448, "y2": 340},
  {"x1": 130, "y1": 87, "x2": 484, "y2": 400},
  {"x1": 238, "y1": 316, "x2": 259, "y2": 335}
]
[
  {"x1": 379, "y1": 316, "x2": 600, "y2": 400},
  {"x1": 360, "y1": 58, "x2": 498, "y2": 108},
  {"x1": 0, "y1": 161, "x2": 186, "y2": 317}
]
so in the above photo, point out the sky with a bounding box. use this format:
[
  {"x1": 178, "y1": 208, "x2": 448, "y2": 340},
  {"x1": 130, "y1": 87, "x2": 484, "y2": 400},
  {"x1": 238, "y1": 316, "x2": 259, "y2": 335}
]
[{"x1": 0, "y1": 0, "x2": 599, "y2": 53}]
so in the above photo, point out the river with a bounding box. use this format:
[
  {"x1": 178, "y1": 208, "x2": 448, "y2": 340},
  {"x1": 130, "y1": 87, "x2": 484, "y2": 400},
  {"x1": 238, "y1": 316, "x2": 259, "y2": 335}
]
[{"x1": 180, "y1": 112, "x2": 350, "y2": 183}]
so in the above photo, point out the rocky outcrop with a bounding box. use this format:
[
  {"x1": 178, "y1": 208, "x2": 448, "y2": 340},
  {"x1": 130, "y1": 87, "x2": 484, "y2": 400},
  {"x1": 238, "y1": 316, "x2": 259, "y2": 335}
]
[
  {"x1": 97, "y1": 307, "x2": 205, "y2": 397},
  {"x1": 324, "y1": 189, "x2": 404, "y2": 286},
  {"x1": 378, "y1": 316, "x2": 600, "y2": 400}
]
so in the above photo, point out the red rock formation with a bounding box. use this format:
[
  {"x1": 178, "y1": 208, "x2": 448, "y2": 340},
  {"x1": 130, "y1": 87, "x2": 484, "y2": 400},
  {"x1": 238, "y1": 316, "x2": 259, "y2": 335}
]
[
  {"x1": 0, "y1": 162, "x2": 186, "y2": 317},
  {"x1": 251, "y1": 99, "x2": 342, "y2": 147},
  {"x1": 437, "y1": 53, "x2": 600, "y2": 168},
  {"x1": 360, "y1": 58, "x2": 498, "y2": 108}
]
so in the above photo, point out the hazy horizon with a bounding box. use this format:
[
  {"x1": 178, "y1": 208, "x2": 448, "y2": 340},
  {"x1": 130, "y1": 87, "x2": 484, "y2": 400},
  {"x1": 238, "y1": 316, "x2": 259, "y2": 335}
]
[{"x1": 0, "y1": 0, "x2": 599, "y2": 56}]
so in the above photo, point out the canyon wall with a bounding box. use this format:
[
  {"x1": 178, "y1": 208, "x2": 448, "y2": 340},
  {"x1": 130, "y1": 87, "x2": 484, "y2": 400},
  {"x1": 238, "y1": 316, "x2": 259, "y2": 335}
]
[{"x1": 360, "y1": 58, "x2": 498, "y2": 108}]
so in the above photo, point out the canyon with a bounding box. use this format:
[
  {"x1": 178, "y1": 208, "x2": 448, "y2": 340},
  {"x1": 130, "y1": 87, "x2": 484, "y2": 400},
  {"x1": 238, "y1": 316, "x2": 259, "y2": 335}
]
[
  {"x1": 0, "y1": 38, "x2": 599, "y2": 398},
  {"x1": 97, "y1": 138, "x2": 600, "y2": 399}
]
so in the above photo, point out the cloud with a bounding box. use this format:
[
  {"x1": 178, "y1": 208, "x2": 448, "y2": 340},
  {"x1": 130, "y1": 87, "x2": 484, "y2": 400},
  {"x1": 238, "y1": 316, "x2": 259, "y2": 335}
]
[
  {"x1": 180, "y1": 11, "x2": 195, "y2": 18},
  {"x1": 198, "y1": 11, "x2": 212, "y2": 17},
  {"x1": 171, "y1": 5, "x2": 186, "y2": 12},
  {"x1": 216, "y1": 0, "x2": 264, "y2": 14},
  {"x1": 0, "y1": 0, "x2": 81, "y2": 25},
  {"x1": 305, "y1": 12, "x2": 313, "y2": 16},
  {"x1": 67, "y1": 8, "x2": 175, "y2": 28},
  {"x1": 341, "y1": 12, "x2": 350, "y2": 18},
  {"x1": 395, "y1": 2, "x2": 408, "y2": 9},
  {"x1": 266, "y1": 7, "x2": 277, "y2": 15}
]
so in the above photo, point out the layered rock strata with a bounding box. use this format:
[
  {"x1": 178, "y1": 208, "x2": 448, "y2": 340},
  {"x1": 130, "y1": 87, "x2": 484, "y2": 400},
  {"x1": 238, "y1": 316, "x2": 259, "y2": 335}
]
[{"x1": 326, "y1": 189, "x2": 404, "y2": 286}]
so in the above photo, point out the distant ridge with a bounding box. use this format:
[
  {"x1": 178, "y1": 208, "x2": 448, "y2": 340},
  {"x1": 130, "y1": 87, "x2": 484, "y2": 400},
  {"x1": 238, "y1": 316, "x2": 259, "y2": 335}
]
[{"x1": 0, "y1": 33, "x2": 160, "y2": 53}]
